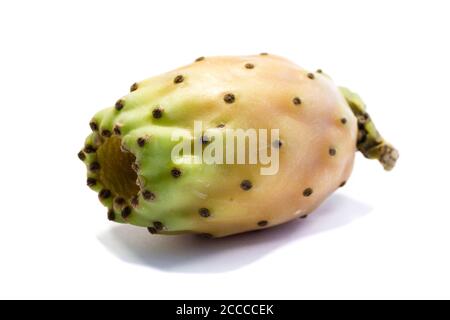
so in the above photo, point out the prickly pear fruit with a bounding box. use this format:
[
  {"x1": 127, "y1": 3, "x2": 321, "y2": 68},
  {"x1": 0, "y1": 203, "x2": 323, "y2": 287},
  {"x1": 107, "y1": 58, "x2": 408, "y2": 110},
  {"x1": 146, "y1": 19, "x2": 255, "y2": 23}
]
[{"x1": 78, "y1": 54, "x2": 398, "y2": 238}]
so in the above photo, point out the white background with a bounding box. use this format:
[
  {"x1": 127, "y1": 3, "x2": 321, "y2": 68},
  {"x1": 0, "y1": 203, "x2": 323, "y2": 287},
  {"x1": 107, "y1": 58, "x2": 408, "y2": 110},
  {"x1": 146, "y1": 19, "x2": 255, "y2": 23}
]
[{"x1": 0, "y1": 0, "x2": 449, "y2": 299}]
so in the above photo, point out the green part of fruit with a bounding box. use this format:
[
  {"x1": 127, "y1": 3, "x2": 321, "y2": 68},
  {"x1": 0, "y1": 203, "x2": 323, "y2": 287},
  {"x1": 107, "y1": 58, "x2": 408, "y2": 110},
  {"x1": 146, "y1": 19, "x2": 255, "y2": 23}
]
[{"x1": 339, "y1": 87, "x2": 399, "y2": 171}]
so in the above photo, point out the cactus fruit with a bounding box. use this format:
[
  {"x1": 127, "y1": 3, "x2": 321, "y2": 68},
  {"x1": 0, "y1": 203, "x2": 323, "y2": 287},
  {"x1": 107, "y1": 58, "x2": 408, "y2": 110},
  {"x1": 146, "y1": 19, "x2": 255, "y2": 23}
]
[{"x1": 79, "y1": 54, "x2": 398, "y2": 238}]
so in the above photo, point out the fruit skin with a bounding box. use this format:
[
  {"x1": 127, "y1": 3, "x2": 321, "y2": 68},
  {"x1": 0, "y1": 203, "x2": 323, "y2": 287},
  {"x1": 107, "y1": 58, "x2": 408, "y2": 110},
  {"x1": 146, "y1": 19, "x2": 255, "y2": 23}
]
[{"x1": 78, "y1": 54, "x2": 398, "y2": 238}]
